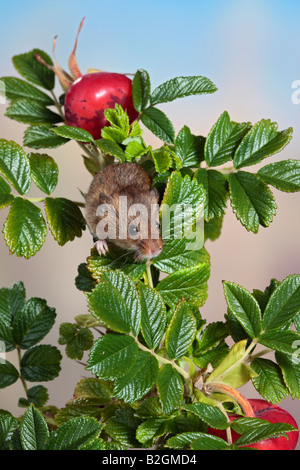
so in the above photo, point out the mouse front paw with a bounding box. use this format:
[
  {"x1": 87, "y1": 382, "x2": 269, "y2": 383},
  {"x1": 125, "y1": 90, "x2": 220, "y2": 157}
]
[{"x1": 94, "y1": 239, "x2": 109, "y2": 256}]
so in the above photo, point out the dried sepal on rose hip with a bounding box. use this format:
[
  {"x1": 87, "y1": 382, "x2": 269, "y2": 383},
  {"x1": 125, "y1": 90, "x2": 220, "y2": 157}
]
[{"x1": 36, "y1": 17, "x2": 138, "y2": 139}]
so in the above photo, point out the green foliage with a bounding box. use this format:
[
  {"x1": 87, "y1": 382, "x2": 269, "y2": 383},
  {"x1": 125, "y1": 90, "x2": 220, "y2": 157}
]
[
  {"x1": 0, "y1": 46, "x2": 300, "y2": 452},
  {"x1": 0, "y1": 281, "x2": 61, "y2": 406}
]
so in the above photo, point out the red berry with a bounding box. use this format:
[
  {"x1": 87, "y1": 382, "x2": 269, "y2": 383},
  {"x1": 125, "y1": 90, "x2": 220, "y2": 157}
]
[
  {"x1": 208, "y1": 399, "x2": 299, "y2": 450},
  {"x1": 64, "y1": 72, "x2": 139, "y2": 140}
]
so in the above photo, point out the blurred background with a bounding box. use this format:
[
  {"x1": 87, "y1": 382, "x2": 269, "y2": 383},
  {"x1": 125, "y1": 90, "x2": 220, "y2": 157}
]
[{"x1": 0, "y1": 0, "x2": 299, "y2": 447}]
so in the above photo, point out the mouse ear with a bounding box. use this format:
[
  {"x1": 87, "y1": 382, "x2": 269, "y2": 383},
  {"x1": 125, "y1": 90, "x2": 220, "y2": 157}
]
[
  {"x1": 150, "y1": 187, "x2": 159, "y2": 201},
  {"x1": 98, "y1": 193, "x2": 113, "y2": 205}
]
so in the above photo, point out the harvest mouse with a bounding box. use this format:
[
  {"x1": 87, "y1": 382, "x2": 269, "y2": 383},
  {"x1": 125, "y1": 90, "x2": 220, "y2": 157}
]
[{"x1": 85, "y1": 162, "x2": 163, "y2": 260}]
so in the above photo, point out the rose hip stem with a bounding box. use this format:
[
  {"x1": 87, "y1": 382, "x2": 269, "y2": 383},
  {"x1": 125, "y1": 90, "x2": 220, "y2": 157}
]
[{"x1": 205, "y1": 383, "x2": 255, "y2": 418}]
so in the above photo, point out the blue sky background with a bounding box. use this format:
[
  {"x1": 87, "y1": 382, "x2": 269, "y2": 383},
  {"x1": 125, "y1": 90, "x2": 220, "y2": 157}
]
[
  {"x1": 1, "y1": 0, "x2": 300, "y2": 436},
  {"x1": 1, "y1": 0, "x2": 300, "y2": 135}
]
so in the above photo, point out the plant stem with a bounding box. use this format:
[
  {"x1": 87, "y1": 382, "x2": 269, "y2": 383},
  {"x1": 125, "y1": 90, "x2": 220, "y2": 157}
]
[
  {"x1": 206, "y1": 383, "x2": 255, "y2": 418},
  {"x1": 25, "y1": 197, "x2": 45, "y2": 203},
  {"x1": 216, "y1": 402, "x2": 232, "y2": 446},
  {"x1": 130, "y1": 333, "x2": 190, "y2": 381},
  {"x1": 50, "y1": 90, "x2": 65, "y2": 120},
  {"x1": 248, "y1": 347, "x2": 272, "y2": 362},
  {"x1": 17, "y1": 346, "x2": 28, "y2": 396},
  {"x1": 145, "y1": 260, "x2": 153, "y2": 288}
]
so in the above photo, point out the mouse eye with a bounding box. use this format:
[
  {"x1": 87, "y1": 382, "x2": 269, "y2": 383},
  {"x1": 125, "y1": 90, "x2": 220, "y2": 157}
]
[
  {"x1": 155, "y1": 221, "x2": 160, "y2": 230},
  {"x1": 128, "y1": 224, "x2": 139, "y2": 238}
]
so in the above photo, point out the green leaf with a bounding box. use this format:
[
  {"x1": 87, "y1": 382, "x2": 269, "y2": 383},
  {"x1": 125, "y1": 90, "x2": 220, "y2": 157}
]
[
  {"x1": 47, "y1": 416, "x2": 102, "y2": 450},
  {"x1": 259, "y1": 329, "x2": 300, "y2": 356},
  {"x1": 124, "y1": 140, "x2": 149, "y2": 162},
  {"x1": 113, "y1": 351, "x2": 159, "y2": 403},
  {"x1": 0, "y1": 139, "x2": 31, "y2": 195},
  {"x1": 88, "y1": 270, "x2": 141, "y2": 335},
  {"x1": 74, "y1": 378, "x2": 112, "y2": 405},
  {"x1": 195, "y1": 321, "x2": 228, "y2": 354},
  {"x1": 4, "y1": 198, "x2": 47, "y2": 258},
  {"x1": 166, "y1": 431, "x2": 210, "y2": 449},
  {"x1": 152, "y1": 148, "x2": 173, "y2": 173},
  {"x1": 20, "y1": 404, "x2": 49, "y2": 450},
  {"x1": 223, "y1": 281, "x2": 262, "y2": 338},
  {"x1": 87, "y1": 334, "x2": 138, "y2": 380},
  {"x1": 252, "y1": 278, "x2": 280, "y2": 313},
  {"x1": 28, "y1": 153, "x2": 58, "y2": 195},
  {"x1": 154, "y1": 238, "x2": 209, "y2": 274},
  {"x1": 75, "y1": 263, "x2": 96, "y2": 292},
  {"x1": 228, "y1": 171, "x2": 277, "y2": 233},
  {"x1": 160, "y1": 171, "x2": 205, "y2": 240},
  {"x1": 55, "y1": 405, "x2": 102, "y2": 426},
  {"x1": 276, "y1": 352, "x2": 300, "y2": 399},
  {"x1": 58, "y1": 323, "x2": 93, "y2": 360},
  {"x1": 0, "y1": 176, "x2": 14, "y2": 209},
  {"x1": 190, "y1": 434, "x2": 231, "y2": 450},
  {"x1": 157, "y1": 364, "x2": 184, "y2": 414},
  {"x1": 20, "y1": 344, "x2": 62, "y2": 382},
  {"x1": 138, "y1": 283, "x2": 167, "y2": 350},
  {"x1": 52, "y1": 125, "x2": 95, "y2": 143},
  {"x1": 206, "y1": 340, "x2": 257, "y2": 388},
  {"x1": 204, "y1": 111, "x2": 251, "y2": 167},
  {"x1": 141, "y1": 107, "x2": 175, "y2": 144},
  {"x1": 104, "y1": 407, "x2": 141, "y2": 448},
  {"x1": 12, "y1": 297, "x2": 56, "y2": 349},
  {"x1": 104, "y1": 103, "x2": 130, "y2": 134},
  {"x1": 0, "y1": 361, "x2": 19, "y2": 389},
  {"x1": 0, "y1": 281, "x2": 26, "y2": 327},
  {"x1": 194, "y1": 169, "x2": 228, "y2": 221},
  {"x1": 232, "y1": 417, "x2": 296, "y2": 447},
  {"x1": 44, "y1": 197, "x2": 86, "y2": 246},
  {"x1": 150, "y1": 75, "x2": 217, "y2": 105},
  {"x1": 183, "y1": 403, "x2": 229, "y2": 429},
  {"x1": 175, "y1": 126, "x2": 205, "y2": 168},
  {"x1": 251, "y1": 358, "x2": 289, "y2": 403},
  {"x1": 262, "y1": 274, "x2": 300, "y2": 331},
  {"x1": 24, "y1": 124, "x2": 69, "y2": 149},
  {"x1": 135, "y1": 397, "x2": 162, "y2": 418},
  {"x1": 257, "y1": 159, "x2": 300, "y2": 192},
  {"x1": 94, "y1": 138, "x2": 125, "y2": 161},
  {"x1": 6, "y1": 98, "x2": 62, "y2": 125},
  {"x1": 136, "y1": 418, "x2": 167, "y2": 445},
  {"x1": 156, "y1": 263, "x2": 210, "y2": 308},
  {"x1": 165, "y1": 301, "x2": 197, "y2": 359},
  {"x1": 12, "y1": 49, "x2": 55, "y2": 90},
  {"x1": 132, "y1": 69, "x2": 151, "y2": 112},
  {"x1": 0, "y1": 414, "x2": 19, "y2": 450},
  {"x1": 233, "y1": 120, "x2": 293, "y2": 169},
  {"x1": 25, "y1": 385, "x2": 49, "y2": 407},
  {"x1": 0, "y1": 77, "x2": 54, "y2": 105},
  {"x1": 193, "y1": 341, "x2": 229, "y2": 371},
  {"x1": 204, "y1": 214, "x2": 224, "y2": 241},
  {"x1": 87, "y1": 248, "x2": 146, "y2": 281}
]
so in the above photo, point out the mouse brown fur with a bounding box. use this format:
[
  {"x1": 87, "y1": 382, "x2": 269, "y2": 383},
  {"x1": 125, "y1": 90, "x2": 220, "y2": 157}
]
[{"x1": 85, "y1": 162, "x2": 163, "y2": 260}]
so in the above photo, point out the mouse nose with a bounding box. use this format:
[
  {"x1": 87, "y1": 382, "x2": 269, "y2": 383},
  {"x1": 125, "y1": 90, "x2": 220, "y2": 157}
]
[{"x1": 149, "y1": 239, "x2": 163, "y2": 257}]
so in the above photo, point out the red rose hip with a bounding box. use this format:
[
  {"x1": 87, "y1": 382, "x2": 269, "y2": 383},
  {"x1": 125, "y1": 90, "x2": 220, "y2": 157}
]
[
  {"x1": 64, "y1": 72, "x2": 138, "y2": 140},
  {"x1": 208, "y1": 399, "x2": 299, "y2": 450}
]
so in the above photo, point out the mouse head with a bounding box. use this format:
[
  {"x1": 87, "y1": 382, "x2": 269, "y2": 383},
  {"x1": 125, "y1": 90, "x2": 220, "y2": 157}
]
[{"x1": 96, "y1": 187, "x2": 163, "y2": 260}]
